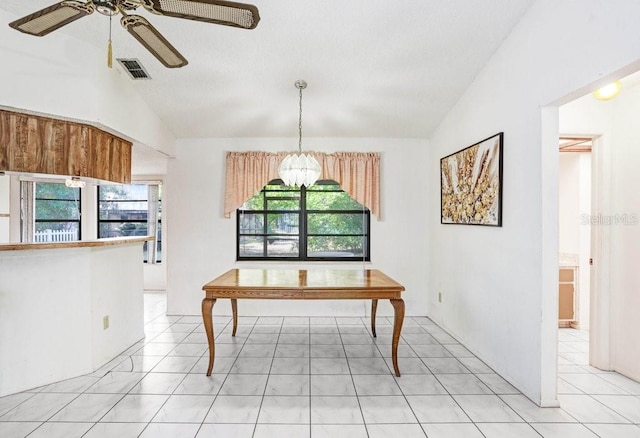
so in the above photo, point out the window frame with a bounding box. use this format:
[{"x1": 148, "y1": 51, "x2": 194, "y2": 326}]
[
  {"x1": 96, "y1": 183, "x2": 162, "y2": 264},
  {"x1": 236, "y1": 180, "x2": 371, "y2": 262},
  {"x1": 21, "y1": 179, "x2": 82, "y2": 243}
]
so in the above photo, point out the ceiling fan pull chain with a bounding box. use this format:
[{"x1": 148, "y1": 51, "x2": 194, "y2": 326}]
[{"x1": 107, "y1": 13, "x2": 113, "y2": 68}]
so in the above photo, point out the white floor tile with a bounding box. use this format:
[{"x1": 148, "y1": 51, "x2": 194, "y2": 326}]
[
  {"x1": 422, "y1": 358, "x2": 470, "y2": 374},
  {"x1": 0, "y1": 422, "x2": 41, "y2": 438},
  {"x1": 173, "y1": 373, "x2": 225, "y2": 395},
  {"x1": 476, "y1": 373, "x2": 520, "y2": 394},
  {"x1": 558, "y1": 394, "x2": 631, "y2": 423},
  {"x1": 100, "y1": 394, "x2": 168, "y2": 422},
  {"x1": 420, "y1": 423, "x2": 483, "y2": 438},
  {"x1": 310, "y1": 345, "x2": 345, "y2": 358},
  {"x1": 151, "y1": 394, "x2": 215, "y2": 423},
  {"x1": 453, "y1": 394, "x2": 523, "y2": 422},
  {"x1": 593, "y1": 395, "x2": 640, "y2": 422},
  {"x1": 204, "y1": 395, "x2": 262, "y2": 423},
  {"x1": 0, "y1": 392, "x2": 77, "y2": 421},
  {"x1": 477, "y1": 422, "x2": 542, "y2": 437},
  {"x1": 0, "y1": 392, "x2": 35, "y2": 417},
  {"x1": 560, "y1": 374, "x2": 631, "y2": 395},
  {"x1": 230, "y1": 357, "x2": 273, "y2": 374},
  {"x1": 219, "y1": 374, "x2": 268, "y2": 396},
  {"x1": 152, "y1": 356, "x2": 200, "y2": 373},
  {"x1": 310, "y1": 358, "x2": 350, "y2": 374},
  {"x1": 586, "y1": 424, "x2": 640, "y2": 438},
  {"x1": 384, "y1": 357, "x2": 430, "y2": 374},
  {"x1": 266, "y1": 374, "x2": 310, "y2": 396},
  {"x1": 531, "y1": 423, "x2": 599, "y2": 437},
  {"x1": 348, "y1": 357, "x2": 391, "y2": 374},
  {"x1": 367, "y1": 423, "x2": 427, "y2": 438},
  {"x1": 83, "y1": 422, "x2": 147, "y2": 438},
  {"x1": 26, "y1": 422, "x2": 92, "y2": 438},
  {"x1": 275, "y1": 344, "x2": 310, "y2": 358},
  {"x1": 129, "y1": 372, "x2": 186, "y2": 394},
  {"x1": 435, "y1": 374, "x2": 493, "y2": 394},
  {"x1": 352, "y1": 374, "x2": 402, "y2": 395},
  {"x1": 139, "y1": 423, "x2": 201, "y2": 438},
  {"x1": 85, "y1": 372, "x2": 146, "y2": 394},
  {"x1": 311, "y1": 424, "x2": 367, "y2": 438},
  {"x1": 257, "y1": 396, "x2": 310, "y2": 424},
  {"x1": 40, "y1": 376, "x2": 100, "y2": 393},
  {"x1": 406, "y1": 395, "x2": 471, "y2": 423},
  {"x1": 395, "y1": 374, "x2": 448, "y2": 395},
  {"x1": 271, "y1": 357, "x2": 310, "y2": 374},
  {"x1": 50, "y1": 393, "x2": 123, "y2": 422},
  {"x1": 359, "y1": 395, "x2": 418, "y2": 424},
  {"x1": 310, "y1": 374, "x2": 355, "y2": 396},
  {"x1": 196, "y1": 423, "x2": 254, "y2": 438},
  {"x1": 310, "y1": 396, "x2": 363, "y2": 424},
  {"x1": 254, "y1": 424, "x2": 310, "y2": 438}
]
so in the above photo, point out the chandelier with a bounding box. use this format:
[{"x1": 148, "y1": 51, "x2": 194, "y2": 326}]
[{"x1": 278, "y1": 80, "x2": 321, "y2": 187}]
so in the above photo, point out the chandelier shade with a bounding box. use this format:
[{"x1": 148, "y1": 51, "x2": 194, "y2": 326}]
[
  {"x1": 278, "y1": 79, "x2": 321, "y2": 187},
  {"x1": 278, "y1": 153, "x2": 321, "y2": 187}
]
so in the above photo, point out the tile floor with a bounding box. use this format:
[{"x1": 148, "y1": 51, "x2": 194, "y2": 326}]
[{"x1": 1, "y1": 295, "x2": 639, "y2": 437}]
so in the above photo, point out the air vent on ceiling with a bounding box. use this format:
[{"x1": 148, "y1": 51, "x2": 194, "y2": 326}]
[{"x1": 117, "y1": 58, "x2": 151, "y2": 80}]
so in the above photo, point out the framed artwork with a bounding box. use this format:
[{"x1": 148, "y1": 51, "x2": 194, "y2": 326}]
[{"x1": 440, "y1": 132, "x2": 503, "y2": 226}]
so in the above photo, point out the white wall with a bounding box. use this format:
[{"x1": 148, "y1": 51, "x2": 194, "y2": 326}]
[
  {"x1": 561, "y1": 81, "x2": 640, "y2": 381},
  {"x1": 166, "y1": 137, "x2": 429, "y2": 317},
  {"x1": 427, "y1": 0, "x2": 640, "y2": 406},
  {"x1": 558, "y1": 152, "x2": 591, "y2": 329}
]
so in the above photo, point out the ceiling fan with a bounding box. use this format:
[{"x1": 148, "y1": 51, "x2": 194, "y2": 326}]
[{"x1": 8, "y1": 0, "x2": 260, "y2": 68}]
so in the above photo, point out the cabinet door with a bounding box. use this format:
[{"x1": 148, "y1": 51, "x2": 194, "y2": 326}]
[{"x1": 558, "y1": 266, "x2": 575, "y2": 321}]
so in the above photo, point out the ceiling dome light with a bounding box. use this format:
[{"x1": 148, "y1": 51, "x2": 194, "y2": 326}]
[
  {"x1": 593, "y1": 81, "x2": 622, "y2": 101},
  {"x1": 278, "y1": 80, "x2": 321, "y2": 187}
]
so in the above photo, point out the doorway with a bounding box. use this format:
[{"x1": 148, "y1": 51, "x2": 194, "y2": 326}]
[
  {"x1": 558, "y1": 72, "x2": 640, "y2": 384},
  {"x1": 557, "y1": 136, "x2": 593, "y2": 379}
]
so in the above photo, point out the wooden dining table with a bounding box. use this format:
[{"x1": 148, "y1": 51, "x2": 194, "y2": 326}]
[{"x1": 201, "y1": 269, "x2": 406, "y2": 376}]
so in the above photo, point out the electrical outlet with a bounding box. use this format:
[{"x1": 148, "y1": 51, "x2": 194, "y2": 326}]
[
  {"x1": 438, "y1": 292, "x2": 442, "y2": 303},
  {"x1": 103, "y1": 315, "x2": 109, "y2": 330}
]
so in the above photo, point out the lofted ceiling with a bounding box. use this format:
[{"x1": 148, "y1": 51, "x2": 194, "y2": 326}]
[{"x1": 0, "y1": 1, "x2": 534, "y2": 139}]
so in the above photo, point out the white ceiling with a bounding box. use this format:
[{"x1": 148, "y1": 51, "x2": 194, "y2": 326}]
[{"x1": 1, "y1": 1, "x2": 534, "y2": 139}]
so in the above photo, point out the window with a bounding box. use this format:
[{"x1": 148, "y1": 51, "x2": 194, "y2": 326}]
[
  {"x1": 237, "y1": 180, "x2": 370, "y2": 261},
  {"x1": 32, "y1": 182, "x2": 81, "y2": 242},
  {"x1": 97, "y1": 184, "x2": 162, "y2": 263}
]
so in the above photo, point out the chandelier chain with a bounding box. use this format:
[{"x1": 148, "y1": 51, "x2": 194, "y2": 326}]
[{"x1": 298, "y1": 85, "x2": 303, "y2": 153}]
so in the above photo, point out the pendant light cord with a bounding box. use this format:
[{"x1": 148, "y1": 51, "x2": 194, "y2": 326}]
[{"x1": 298, "y1": 85, "x2": 303, "y2": 153}]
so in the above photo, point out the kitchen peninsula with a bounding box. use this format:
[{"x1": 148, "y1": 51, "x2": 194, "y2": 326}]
[{"x1": 0, "y1": 236, "x2": 151, "y2": 396}]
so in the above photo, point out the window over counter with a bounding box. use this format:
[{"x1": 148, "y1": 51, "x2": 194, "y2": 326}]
[
  {"x1": 97, "y1": 183, "x2": 162, "y2": 263},
  {"x1": 237, "y1": 180, "x2": 370, "y2": 261},
  {"x1": 32, "y1": 182, "x2": 81, "y2": 242}
]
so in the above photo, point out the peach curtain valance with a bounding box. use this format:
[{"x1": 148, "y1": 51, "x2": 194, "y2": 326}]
[{"x1": 224, "y1": 151, "x2": 381, "y2": 219}]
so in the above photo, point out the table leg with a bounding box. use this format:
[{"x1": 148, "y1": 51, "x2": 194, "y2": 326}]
[
  {"x1": 371, "y1": 299, "x2": 378, "y2": 337},
  {"x1": 390, "y1": 298, "x2": 405, "y2": 377},
  {"x1": 202, "y1": 298, "x2": 217, "y2": 376},
  {"x1": 231, "y1": 299, "x2": 238, "y2": 337}
]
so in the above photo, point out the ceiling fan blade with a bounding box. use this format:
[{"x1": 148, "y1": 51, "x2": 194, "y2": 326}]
[
  {"x1": 140, "y1": 0, "x2": 259, "y2": 30},
  {"x1": 121, "y1": 15, "x2": 188, "y2": 68},
  {"x1": 8, "y1": 1, "x2": 94, "y2": 37}
]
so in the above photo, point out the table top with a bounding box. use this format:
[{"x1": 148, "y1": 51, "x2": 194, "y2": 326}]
[{"x1": 202, "y1": 269, "x2": 404, "y2": 299}]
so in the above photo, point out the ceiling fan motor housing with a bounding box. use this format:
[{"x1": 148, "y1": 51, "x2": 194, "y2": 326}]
[{"x1": 92, "y1": 0, "x2": 138, "y2": 15}]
